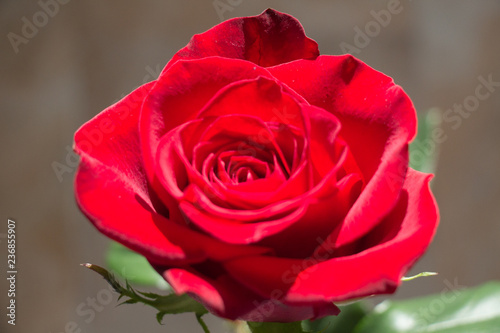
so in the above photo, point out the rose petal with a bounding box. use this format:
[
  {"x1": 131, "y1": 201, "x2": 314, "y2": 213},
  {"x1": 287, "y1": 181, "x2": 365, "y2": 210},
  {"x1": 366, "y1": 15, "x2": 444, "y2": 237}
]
[
  {"x1": 163, "y1": 8, "x2": 319, "y2": 72},
  {"x1": 155, "y1": 115, "x2": 297, "y2": 210},
  {"x1": 140, "y1": 57, "x2": 274, "y2": 208},
  {"x1": 270, "y1": 55, "x2": 417, "y2": 247},
  {"x1": 155, "y1": 124, "x2": 352, "y2": 248},
  {"x1": 180, "y1": 182, "x2": 306, "y2": 222},
  {"x1": 76, "y1": 160, "x2": 271, "y2": 265},
  {"x1": 224, "y1": 169, "x2": 438, "y2": 303},
  {"x1": 196, "y1": 116, "x2": 309, "y2": 206},
  {"x1": 74, "y1": 85, "x2": 270, "y2": 265},
  {"x1": 75, "y1": 82, "x2": 155, "y2": 201},
  {"x1": 306, "y1": 105, "x2": 344, "y2": 180},
  {"x1": 75, "y1": 160, "x2": 191, "y2": 264},
  {"x1": 162, "y1": 268, "x2": 339, "y2": 322},
  {"x1": 257, "y1": 170, "x2": 361, "y2": 258},
  {"x1": 196, "y1": 76, "x2": 308, "y2": 133},
  {"x1": 180, "y1": 196, "x2": 308, "y2": 244},
  {"x1": 74, "y1": 83, "x2": 183, "y2": 261},
  {"x1": 193, "y1": 123, "x2": 309, "y2": 207}
]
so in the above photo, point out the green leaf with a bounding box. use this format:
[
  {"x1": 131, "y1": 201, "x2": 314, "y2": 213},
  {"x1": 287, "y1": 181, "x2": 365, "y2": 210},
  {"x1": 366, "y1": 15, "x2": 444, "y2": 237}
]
[
  {"x1": 303, "y1": 302, "x2": 369, "y2": 333},
  {"x1": 81, "y1": 263, "x2": 208, "y2": 324},
  {"x1": 106, "y1": 241, "x2": 170, "y2": 289},
  {"x1": 247, "y1": 321, "x2": 305, "y2": 333},
  {"x1": 410, "y1": 108, "x2": 442, "y2": 174},
  {"x1": 354, "y1": 281, "x2": 500, "y2": 333}
]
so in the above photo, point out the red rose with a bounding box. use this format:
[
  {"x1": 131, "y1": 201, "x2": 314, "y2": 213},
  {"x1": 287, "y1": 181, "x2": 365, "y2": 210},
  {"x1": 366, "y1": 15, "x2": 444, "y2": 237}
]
[{"x1": 75, "y1": 9, "x2": 438, "y2": 322}]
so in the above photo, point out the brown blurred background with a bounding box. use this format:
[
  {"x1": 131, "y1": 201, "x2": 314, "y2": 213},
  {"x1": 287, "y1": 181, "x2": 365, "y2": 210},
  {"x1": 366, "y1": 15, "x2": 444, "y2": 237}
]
[{"x1": 1, "y1": 1, "x2": 499, "y2": 332}]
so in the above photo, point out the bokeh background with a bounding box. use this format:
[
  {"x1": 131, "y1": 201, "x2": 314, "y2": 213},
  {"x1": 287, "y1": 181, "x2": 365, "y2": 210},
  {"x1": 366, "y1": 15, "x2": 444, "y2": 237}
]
[{"x1": 1, "y1": 1, "x2": 499, "y2": 332}]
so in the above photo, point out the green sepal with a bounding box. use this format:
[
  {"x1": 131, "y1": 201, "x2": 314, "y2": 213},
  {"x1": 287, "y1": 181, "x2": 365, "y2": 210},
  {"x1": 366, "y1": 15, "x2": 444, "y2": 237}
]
[
  {"x1": 401, "y1": 271, "x2": 438, "y2": 282},
  {"x1": 81, "y1": 263, "x2": 208, "y2": 325}
]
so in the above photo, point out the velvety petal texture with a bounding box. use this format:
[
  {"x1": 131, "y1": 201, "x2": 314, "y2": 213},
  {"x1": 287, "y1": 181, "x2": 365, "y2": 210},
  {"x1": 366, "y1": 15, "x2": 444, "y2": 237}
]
[
  {"x1": 74, "y1": 9, "x2": 439, "y2": 322},
  {"x1": 270, "y1": 55, "x2": 417, "y2": 248},
  {"x1": 164, "y1": 8, "x2": 319, "y2": 72}
]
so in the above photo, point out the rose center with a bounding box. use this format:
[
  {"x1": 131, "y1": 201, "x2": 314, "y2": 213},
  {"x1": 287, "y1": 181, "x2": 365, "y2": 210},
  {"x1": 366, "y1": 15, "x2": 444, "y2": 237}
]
[{"x1": 216, "y1": 147, "x2": 280, "y2": 185}]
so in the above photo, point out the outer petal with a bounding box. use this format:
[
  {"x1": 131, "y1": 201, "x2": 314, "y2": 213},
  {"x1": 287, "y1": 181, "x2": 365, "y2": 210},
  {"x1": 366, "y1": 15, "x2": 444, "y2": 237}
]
[
  {"x1": 75, "y1": 162, "x2": 270, "y2": 265},
  {"x1": 162, "y1": 268, "x2": 339, "y2": 322},
  {"x1": 74, "y1": 83, "x2": 185, "y2": 262},
  {"x1": 163, "y1": 8, "x2": 319, "y2": 72},
  {"x1": 75, "y1": 82, "x2": 155, "y2": 196},
  {"x1": 224, "y1": 169, "x2": 439, "y2": 303},
  {"x1": 74, "y1": 84, "x2": 270, "y2": 265},
  {"x1": 270, "y1": 55, "x2": 417, "y2": 247}
]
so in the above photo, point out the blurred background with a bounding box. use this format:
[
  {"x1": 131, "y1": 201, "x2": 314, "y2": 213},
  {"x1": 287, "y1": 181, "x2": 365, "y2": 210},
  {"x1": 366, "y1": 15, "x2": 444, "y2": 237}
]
[{"x1": 1, "y1": 1, "x2": 499, "y2": 332}]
